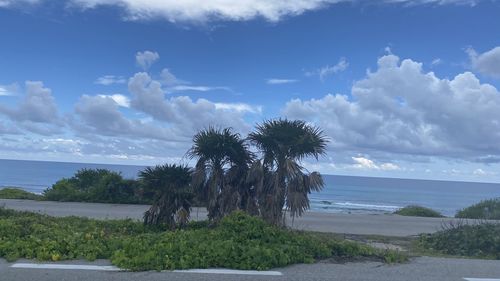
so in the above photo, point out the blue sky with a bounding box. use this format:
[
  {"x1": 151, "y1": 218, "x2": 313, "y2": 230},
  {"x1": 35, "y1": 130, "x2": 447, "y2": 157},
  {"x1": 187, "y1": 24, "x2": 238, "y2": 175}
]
[{"x1": 1, "y1": 0, "x2": 500, "y2": 182}]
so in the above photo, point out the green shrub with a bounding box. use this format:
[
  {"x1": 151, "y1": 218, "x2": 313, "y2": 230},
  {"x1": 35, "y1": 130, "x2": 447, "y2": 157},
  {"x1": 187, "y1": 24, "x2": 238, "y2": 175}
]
[
  {"x1": 0, "y1": 209, "x2": 405, "y2": 270},
  {"x1": 43, "y1": 179, "x2": 86, "y2": 202},
  {"x1": 418, "y1": 223, "x2": 500, "y2": 259},
  {"x1": 43, "y1": 169, "x2": 147, "y2": 204},
  {"x1": 0, "y1": 208, "x2": 150, "y2": 262},
  {"x1": 455, "y1": 198, "x2": 500, "y2": 220},
  {"x1": 0, "y1": 188, "x2": 42, "y2": 200},
  {"x1": 108, "y1": 211, "x2": 328, "y2": 270},
  {"x1": 394, "y1": 205, "x2": 444, "y2": 218},
  {"x1": 112, "y1": 211, "x2": 404, "y2": 271}
]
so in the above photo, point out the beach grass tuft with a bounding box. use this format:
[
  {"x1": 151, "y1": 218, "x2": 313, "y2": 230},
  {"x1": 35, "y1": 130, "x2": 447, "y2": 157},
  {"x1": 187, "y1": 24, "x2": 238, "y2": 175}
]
[
  {"x1": 0, "y1": 188, "x2": 42, "y2": 200},
  {"x1": 455, "y1": 198, "x2": 500, "y2": 220},
  {"x1": 418, "y1": 222, "x2": 500, "y2": 259},
  {"x1": 394, "y1": 205, "x2": 444, "y2": 218}
]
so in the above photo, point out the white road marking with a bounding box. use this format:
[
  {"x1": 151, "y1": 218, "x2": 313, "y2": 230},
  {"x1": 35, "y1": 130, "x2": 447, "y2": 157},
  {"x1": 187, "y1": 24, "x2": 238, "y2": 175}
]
[
  {"x1": 10, "y1": 263, "x2": 283, "y2": 276},
  {"x1": 11, "y1": 263, "x2": 120, "y2": 271},
  {"x1": 172, "y1": 269, "x2": 283, "y2": 276},
  {"x1": 464, "y1": 278, "x2": 500, "y2": 281}
]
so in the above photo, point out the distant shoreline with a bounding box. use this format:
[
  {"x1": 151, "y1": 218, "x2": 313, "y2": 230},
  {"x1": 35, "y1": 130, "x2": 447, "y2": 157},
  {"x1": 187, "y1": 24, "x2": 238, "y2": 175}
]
[
  {"x1": 3, "y1": 159, "x2": 500, "y2": 217},
  {"x1": 2, "y1": 158, "x2": 500, "y2": 185}
]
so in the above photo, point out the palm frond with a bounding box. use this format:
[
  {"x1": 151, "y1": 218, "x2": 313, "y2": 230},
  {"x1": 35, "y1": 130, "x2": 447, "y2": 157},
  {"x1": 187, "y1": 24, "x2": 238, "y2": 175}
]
[
  {"x1": 140, "y1": 164, "x2": 193, "y2": 228},
  {"x1": 188, "y1": 127, "x2": 255, "y2": 222},
  {"x1": 307, "y1": 172, "x2": 324, "y2": 193},
  {"x1": 249, "y1": 119, "x2": 328, "y2": 226}
]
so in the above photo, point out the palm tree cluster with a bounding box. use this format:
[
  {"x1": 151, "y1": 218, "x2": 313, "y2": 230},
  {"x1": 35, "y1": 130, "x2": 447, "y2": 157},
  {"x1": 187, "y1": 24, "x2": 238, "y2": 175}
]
[
  {"x1": 188, "y1": 127, "x2": 256, "y2": 221},
  {"x1": 140, "y1": 164, "x2": 193, "y2": 229},
  {"x1": 141, "y1": 119, "x2": 328, "y2": 227}
]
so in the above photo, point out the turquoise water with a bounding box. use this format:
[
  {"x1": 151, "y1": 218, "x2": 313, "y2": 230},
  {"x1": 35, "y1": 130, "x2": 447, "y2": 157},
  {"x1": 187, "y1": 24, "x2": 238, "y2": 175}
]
[{"x1": 1, "y1": 159, "x2": 500, "y2": 216}]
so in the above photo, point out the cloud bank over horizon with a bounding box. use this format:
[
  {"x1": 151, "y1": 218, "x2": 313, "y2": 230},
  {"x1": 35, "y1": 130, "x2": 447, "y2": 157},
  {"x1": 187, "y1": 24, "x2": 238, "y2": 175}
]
[{"x1": 1, "y1": 48, "x2": 500, "y2": 181}]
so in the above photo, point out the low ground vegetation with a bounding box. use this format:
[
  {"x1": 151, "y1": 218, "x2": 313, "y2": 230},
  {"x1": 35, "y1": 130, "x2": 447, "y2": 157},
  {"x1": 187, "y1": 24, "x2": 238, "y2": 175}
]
[
  {"x1": 0, "y1": 208, "x2": 406, "y2": 271},
  {"x1": 418, "y1": 222, "x2": 500, "y2": 259},
  {"x1": 0, "y1": 188, "x2": 43, "y2": 200},
  {"x1": 455, "y1": 198, "x2": 500, "y2": 220},
  {"x1": 394, "y1": 205, "x2": 444, "y2": 218}
]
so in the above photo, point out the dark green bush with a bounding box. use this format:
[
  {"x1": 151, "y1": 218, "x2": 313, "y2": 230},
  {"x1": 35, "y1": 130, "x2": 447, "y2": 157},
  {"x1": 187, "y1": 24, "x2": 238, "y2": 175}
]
[
  {"x1": 418, "y1": 223, "x2": 500, "y2": 259},
  {"x1": 394, "y1": 205, "x2": 444, "y2": 218},
  {"x1": 0, "y1": 188, "x2": 42, "y2": 200},
  {"x1": 0, "y1": 209, "x2": 404, "y2": 270},
  {"x1": 43, "y1": 169, "x2": 148, "y2": 204},
  {"x1": 455, "y1": 198, "x2": 500, "y2": 220}
]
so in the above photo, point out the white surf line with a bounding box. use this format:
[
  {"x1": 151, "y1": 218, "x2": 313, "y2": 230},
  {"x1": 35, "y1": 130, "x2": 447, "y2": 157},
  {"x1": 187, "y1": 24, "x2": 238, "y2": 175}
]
[
  {"x1": 464, "y1": 278, "x2": 500, "y2": 281},
  {"x1": 172, "y1": 269, "x2": 283, "y2": 276},
  {"x1": 11, "y1": 263, "x2": 121, "y2": 271}
]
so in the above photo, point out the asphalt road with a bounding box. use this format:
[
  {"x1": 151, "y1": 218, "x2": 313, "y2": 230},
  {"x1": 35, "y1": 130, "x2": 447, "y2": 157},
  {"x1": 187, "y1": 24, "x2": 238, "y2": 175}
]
[
  {"x1": 0, "y1": 199, "x2": 491, "y2": 236},
  {"x1": 2, "y1": 257, "x2": 500, "y2": 281}
]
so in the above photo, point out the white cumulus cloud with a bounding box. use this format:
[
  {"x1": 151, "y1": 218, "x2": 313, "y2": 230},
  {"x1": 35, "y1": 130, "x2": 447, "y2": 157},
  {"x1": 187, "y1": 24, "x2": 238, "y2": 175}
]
[
  {"x1": 351, "y1": 156, "x2": 400, "y2": 170},
  {"x1": 473, "y1": 168, "x2": 486, "y2": 175},
  {"x1": 73, "y1": 94, "x2": 182, "y2": 141},
  {"x1": 0, "y1": 81, "x2": 63, "y2": 135},
  {"x1": 0, "y1": 83, "x2": 19, "y2": 96},
  {"x1": 160, "y1": 68, "x2": 186, "y2": 85},
  {"x1": 284, "y1": 53, "x2": 500, "y2": 161},
  {"x1": 214, "y1": 102, "x2": 262, "y2": 114},
  {"x1": 467, "y1": 46, "x2": 500, "y2": 79},
  {"x1": 128, "y1": 72, "x2": 258, "y2": 136},
  {"x1": 97, "y1": 94, "x2": 130, "y2": 107},
  {"x1": 69, "y1": 0, "x2": 341, "y2": 22},
  {"x1": 0, "y1": 81, "x2": 59, "y2": 124},
  {"x1": 135, "y1": 50, "x2": 159, "y2": 70},
  {"x1": 1, "y1": 0, "x2": 481, "y2": 23},
  {"x1": 0, "y1": 0, "x2": 39, "y2": 7}
]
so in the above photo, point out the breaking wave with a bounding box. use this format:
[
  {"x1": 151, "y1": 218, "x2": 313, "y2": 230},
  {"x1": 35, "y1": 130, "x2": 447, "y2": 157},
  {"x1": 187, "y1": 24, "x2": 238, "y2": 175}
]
[{"x1": 309, "y1": 198, "x2": 401, "y2": 214}]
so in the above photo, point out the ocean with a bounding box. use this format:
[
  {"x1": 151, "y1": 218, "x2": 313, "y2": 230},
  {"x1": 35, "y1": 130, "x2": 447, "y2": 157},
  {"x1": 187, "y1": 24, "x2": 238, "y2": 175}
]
[{"x1": 1, "y1": 158, "x2": 500, "y2": 217}]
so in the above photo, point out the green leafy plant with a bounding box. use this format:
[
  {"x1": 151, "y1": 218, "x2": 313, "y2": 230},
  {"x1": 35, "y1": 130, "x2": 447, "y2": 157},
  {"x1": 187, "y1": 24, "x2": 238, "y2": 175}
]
[
  {"x1": 394, "y1": 205, "x2": 444, "y2": 218},
  {"x1": 0, "y1": 188, "x2": 42, "y2": 200},
  {"x1": 455, "y1": 198, "x2": 500, "y2": 220},
  {"x1": 418, "y1": 222, "x2": 500, "y2": 259},
  {"x1": 0, "y1": 208, "x2": 405, "y2": 271},
  {"x1": 43, "y1": 169, "x2": 147, "y2": 204}
]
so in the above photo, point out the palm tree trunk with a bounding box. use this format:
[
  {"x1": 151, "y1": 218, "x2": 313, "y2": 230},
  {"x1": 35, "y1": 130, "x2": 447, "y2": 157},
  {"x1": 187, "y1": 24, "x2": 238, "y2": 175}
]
[{"x1": 274, "y1": 159, "x2": 287, "y2": 226}]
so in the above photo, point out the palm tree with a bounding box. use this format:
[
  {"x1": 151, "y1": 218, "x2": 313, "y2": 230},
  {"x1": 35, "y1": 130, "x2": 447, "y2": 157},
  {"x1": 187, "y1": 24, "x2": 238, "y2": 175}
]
[
  {"x1": 248, "y1": 119, "x2": 328, "y2": 226},
  {"x1": 140, "y1": 164, "x2": 193, "y2": 228},
  {"x1": 188, "y1": 127, "x2": 255, "y2": 222}
]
